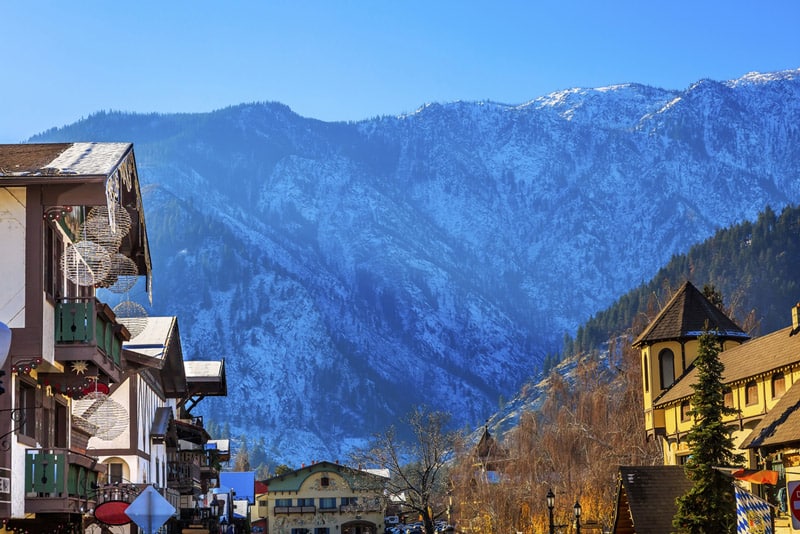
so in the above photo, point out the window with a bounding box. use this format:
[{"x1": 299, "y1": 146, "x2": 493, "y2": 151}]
[
  {"x1": 745, "y1": 381, "x2": 759, "y2": 406},
  {"x1": 18, "y1": 380, "x2": 37, "y2": 439},
  {"x1": 109, "y1": 463, "x2": 123, "y2": 484},
  {"x1": 258, "y1": 499, "x2": 267, "y2": 507},
  {"x1": 658, "y1": 349, "x2": 675, "y2": 389},
  {"x1": 341, "y1": 497, "x2": 358, "y2": 506},
  {"x1": 44, "y1": 223, "x2": 62, "y2": 299},
  {"x1": 723, "y1": 387, "x2": 733, "y2": 408},
  {"x1": 297, "y1": 498, "x2": 314, "y2": 507},
  {"x1": 319, "y1": 498, "x2": 336, "y2": 510},
  {"x1": 320, "y1": 476, "x2": 330, "y2": 487},
  {"x1": 291, "y1": 529, "x2": 309, "y2": 534},
  {"x1": 314, "y1": 529, "x2": 330, "y2": 534},
  {"x1": 41, "y1": 399, "x2": 68, "y2": 448},
  {"x1": 275, "y1": 499, "x2": 292, "y2": 507},
  {"x1": 680, "y1": 401, "x2": 691, "y2": 422},
  {"x1": 643, "y1": 354, "x2": 649, "y2": 392},
  {"x1": 772, "y1": 373, "x2": 786, "y2": 399}
]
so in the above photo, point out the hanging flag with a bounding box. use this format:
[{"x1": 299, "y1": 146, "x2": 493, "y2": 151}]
[
  {"x1": 733, "y1": 469, "x2": 780, "y2": 485},
  {"x1": 735, "y1": 485, "x2": 772, "y2": 534}
]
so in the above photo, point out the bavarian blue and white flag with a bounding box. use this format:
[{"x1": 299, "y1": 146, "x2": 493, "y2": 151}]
[{"x1": 736, "y1": 485, "x2": 772, "y2": 534}]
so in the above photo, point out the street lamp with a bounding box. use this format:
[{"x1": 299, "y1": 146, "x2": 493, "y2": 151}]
[
  {"x1": 573, "y1": 500, "x2": 582, "y2": 534},
  {"x1": 447, "y1": 492, "x2": 452, "y2": 526},
  {"x1": 546, "y1": 489, "x2": 555, "y2": 534}
]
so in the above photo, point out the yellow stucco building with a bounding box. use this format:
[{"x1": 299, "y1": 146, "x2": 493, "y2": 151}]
[
  {"x1": 263, "y1": 461, "x2": 388, "y2": 534},
  {"x1": 635, "y1": 281, "x2": 800, "y2": 485}
]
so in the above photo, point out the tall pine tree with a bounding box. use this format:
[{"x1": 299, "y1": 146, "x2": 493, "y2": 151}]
[{"x1": 673, "y1": 328, "x2": 743, "y2": 533}]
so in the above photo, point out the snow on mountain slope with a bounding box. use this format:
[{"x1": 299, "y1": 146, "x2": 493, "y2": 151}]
[{"x1": 34, "y1": 68, "x2": 800, "y2": 465}]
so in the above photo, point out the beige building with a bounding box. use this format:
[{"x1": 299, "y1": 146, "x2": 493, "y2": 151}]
[{"x1": 263, "y1": 461, "x2": 387, "y2": 534}]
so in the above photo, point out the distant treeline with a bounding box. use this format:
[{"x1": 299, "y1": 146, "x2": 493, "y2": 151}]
[{"x1": 565, "y1": 204, "x2": 800, "y2": 357}]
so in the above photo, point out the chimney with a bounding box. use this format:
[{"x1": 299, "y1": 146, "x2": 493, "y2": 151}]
[{"x1": 794, "y1": 303, "x2": 800, "y2": 331}]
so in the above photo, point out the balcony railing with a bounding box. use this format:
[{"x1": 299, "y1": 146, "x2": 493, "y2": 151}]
[
  {"x1": 274, "y1": 505, "x2": 317, "y2": 514},
  {"x1": 55, "y1": 297, "x2": 129, "y2": 381},
  {"x1": 168, "y1": 460, "x2": 202, "y2": 493},
  {"x1": 55, "y1": 298, "x2": 125, "y2": 366},
  {"x1": 25, "y1": 448, "x2": 103, "y2": 514}
]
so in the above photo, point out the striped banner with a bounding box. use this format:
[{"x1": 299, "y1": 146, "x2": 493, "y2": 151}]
[{"x1": 736, "y1": 485, "x2": 772, "y2": 534}]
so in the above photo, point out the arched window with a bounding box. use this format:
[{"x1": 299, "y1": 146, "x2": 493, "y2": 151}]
[{"x1": 659, "y1": 348, "x2": 675, "y2": 389}]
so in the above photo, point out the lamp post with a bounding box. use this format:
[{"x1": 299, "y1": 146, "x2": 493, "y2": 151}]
[
  {"x1": 447, "y1": 492, "x2": 452, "y2": 527},
  {"x1": 546, "y1": 489, "x2": 555, "y2": 534},
  {"x1": 210, "y1": 496, "x2": 222, "y2": 533},
  {"x1": 573, "y1": 500, "x2": 581, "y2": 534}
]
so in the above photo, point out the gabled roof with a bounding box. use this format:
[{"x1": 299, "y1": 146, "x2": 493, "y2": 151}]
[
  {"x1": 656, "y1": 325, "x2": 800, "y2": 407},
  {"x1": 150, "y1": 406, "x2": 175, "y2": 445},
  {"x1": 0, "y1": 142, "x2": 129, "y2": 178},
  {"x1": 0, "y1": 142, "x2": 153, "y2": 291},
  {"x1": 123, "y1": 316, "x2": 187, "y2": 398},
  {"x1": 184, "y1": 360, "x2": 227, "y2": 396},
  {"x1": 741, "y1": 377, "x2": 800, "y2": 450},
  {"x1": 612, "y1": 465, "x2": 691, "y2": 534},
  {"x1": 255, "y1": 480, "x2": 269, "y2": 495},
  {"x1": 633, "y1": 281, "x2": 748, "y2": 347},
  {"x1": 474, "y1": 427, "x2": 507, "y2": 470},
  {"x1": 264, "y1": 461, "x2": 388, "y2": 493}
]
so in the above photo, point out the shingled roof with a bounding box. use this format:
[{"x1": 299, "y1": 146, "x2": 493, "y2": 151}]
[
  {"x1": 612, "y1": 465, "x2": 692, "y2": 534},
  {"x1": 656, "y1": 325, "x2": 800, "y2": 407},
  {"x1": 740, "y1": 374, "x2": 800, "y2": 450},
  {"x1": 633, "y1": 281, "x2": 749, "y2": 347}
]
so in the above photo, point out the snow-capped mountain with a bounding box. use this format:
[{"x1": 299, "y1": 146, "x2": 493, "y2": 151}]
[{"x1": 32, "y1": 68, "x2": 800, "y2": 465}]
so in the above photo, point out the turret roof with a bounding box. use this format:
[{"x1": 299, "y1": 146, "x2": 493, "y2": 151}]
[{"x1": 632, "y1": 281, "x2": 748, "y2": 347}]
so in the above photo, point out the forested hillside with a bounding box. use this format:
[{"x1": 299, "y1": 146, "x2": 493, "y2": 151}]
[
  {"x1": 462, "y1": 204, "x2": 800, "y2": 531},
  {"x1": 569, "y1": 204, "x2": 800, "y2": 357}
]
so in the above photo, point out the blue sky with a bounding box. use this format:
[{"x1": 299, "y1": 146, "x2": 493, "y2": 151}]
[{"x1": 2, "y1": 1, "x2": 799, "y2": 143}]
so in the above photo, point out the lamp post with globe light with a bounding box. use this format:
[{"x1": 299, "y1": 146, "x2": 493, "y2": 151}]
[{"x1": 546, "y1": 489, "x2": 555, "y2": 534}]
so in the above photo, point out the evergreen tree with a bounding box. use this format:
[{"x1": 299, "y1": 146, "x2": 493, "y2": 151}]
[{"x1": 673, "y1": 329, "x2": 743, "y2": 533}]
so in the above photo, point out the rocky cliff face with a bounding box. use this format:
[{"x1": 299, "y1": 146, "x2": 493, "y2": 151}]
[{"x1": 34, "y1": 68, "x2": 800, "y2": 464}]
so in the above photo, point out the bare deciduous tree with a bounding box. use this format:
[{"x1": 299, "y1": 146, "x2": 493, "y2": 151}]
[{"x1": 353, "y1": 406, "x2": 458, "y2": 534}]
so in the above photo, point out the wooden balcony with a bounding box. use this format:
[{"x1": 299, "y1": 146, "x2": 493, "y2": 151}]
[
  {"x1": 52, "y1": 297, "x2": 128, "y2": 383},
  {"x1": 168, "y1": 460, "x2": 202, "y2": 494},
  {"x1": 25, "y1": 448, "x2": 103, "y2": 514}
]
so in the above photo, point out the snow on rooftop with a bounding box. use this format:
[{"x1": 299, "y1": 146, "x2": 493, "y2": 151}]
[
  {"x1": 123, "y1": 316, "x2": 175, "y2": 359},
  {"x1": 184, "y1": 360, "x2": 223, "y2": 378},
  {"x1": 46, "y1": 142, "x2": 131, "y2": 175}
]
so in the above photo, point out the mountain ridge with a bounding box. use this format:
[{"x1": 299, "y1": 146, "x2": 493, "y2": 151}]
[{"x1": 31, "y1": 67, "x2": 800, "y2": 465}]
